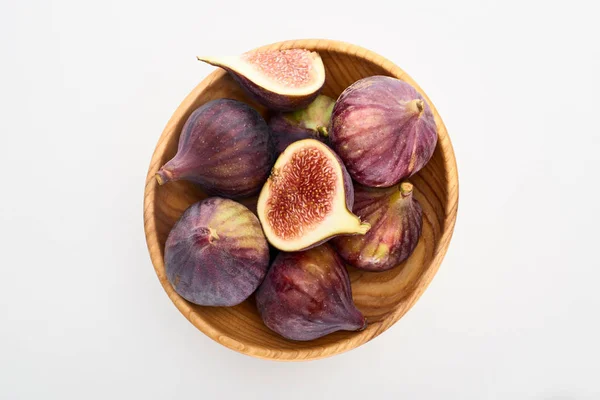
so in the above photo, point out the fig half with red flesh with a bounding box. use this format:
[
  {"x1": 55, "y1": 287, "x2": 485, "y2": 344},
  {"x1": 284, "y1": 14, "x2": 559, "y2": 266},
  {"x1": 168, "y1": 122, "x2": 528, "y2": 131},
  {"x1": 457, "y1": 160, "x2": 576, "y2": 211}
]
[
  {"x1": 257, "y1": 139, "x2": 370, "y2": 252},
  {"x1": 197, "y1": 49, "x2": 325, "y2": 111}
]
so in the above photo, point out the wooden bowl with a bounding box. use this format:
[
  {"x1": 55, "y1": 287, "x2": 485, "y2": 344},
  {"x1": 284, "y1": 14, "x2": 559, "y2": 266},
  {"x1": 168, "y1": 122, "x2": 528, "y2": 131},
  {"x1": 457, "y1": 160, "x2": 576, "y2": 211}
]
[{"x1": 143, "y1": 39, "x2": 459, "y2": 361}]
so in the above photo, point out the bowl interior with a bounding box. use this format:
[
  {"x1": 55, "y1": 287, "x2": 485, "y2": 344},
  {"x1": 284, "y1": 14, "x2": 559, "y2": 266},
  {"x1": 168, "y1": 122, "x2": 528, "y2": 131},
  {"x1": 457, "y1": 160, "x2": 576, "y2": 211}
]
[{"x1": 144, "y1": 40, "x2": 458, "y2": 361}]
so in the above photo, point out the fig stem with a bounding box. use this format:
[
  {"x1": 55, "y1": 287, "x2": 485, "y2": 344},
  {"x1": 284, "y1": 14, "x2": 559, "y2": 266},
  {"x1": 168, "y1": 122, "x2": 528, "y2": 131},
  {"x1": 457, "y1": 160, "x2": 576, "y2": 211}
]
[
  {"x1": 359, "y1": 318, "x2": 368, "y2": 331},
  {"x1": 356, "y1": 221, "x2": 371, "y2": 235},
  {"x1": 407, "y1": 99, "x2": 425, "y2": 116},
  {"x1": 155, "y1": 168, "x2": 173, "y2": 186},
  {"x1": 416, "y1": 99, "x2": 424, "y2": 113},
  {"x1": 209, "y1": 228, "x2": 220, "y2": 241},
  {"x1": 400, "y1": 182, "x2": 414, "y2": 197},
  {"x1": 317, "y1": 126, "x2": 329, "y2": 138}
]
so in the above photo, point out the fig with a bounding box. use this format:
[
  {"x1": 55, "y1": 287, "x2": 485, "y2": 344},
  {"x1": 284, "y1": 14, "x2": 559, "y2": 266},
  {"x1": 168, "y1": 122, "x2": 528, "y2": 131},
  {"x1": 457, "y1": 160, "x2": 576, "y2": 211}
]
[
  {"x1": 197, "y1": 49, "x2": 325, "y2": 111},
  {"x1": 164, "y1": 197, "x2": 269, "y2": 306},
  {"x1": 237, "y1": 194, "x2": 259, "y2": 215},
  {"x1": 332, "y1": 182, "x2": 422, "y2": 272},
  {"x1": 156, "y1": 99, "x2": 274, "y2": 199},
  {"x1": 329, "y1": 76, "x2": 438, "y2": 187},
  {"x1": 255, "y1": 244, "x2": 366, "y2": 341},
  {"x1": 268, "y1": 95, "x2": 335, "y2": 154},
  {"x1": 257, "y1": 138, "x2": 370, "y2": 252}
]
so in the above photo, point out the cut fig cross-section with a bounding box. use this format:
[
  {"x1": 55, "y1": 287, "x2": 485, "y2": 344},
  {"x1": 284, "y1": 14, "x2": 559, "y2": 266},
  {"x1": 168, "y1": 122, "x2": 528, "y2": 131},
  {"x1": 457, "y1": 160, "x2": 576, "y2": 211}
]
[
  {"x1": 257, "y1": 139, "x2": 370, "y2": 252},
  {"x1": 197, "y1": 49, "x2": 325, "y2": 111}
]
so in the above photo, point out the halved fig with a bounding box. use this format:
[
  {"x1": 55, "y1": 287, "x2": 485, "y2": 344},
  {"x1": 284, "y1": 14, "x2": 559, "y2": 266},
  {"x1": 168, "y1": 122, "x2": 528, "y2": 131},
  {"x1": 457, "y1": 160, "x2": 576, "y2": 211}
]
[
  {"x1": 257, "y1": 139, "x2": 370, "y2": 252},
  {"x1": 197, "y1": 49, "x2": 325, "y2": 111}
]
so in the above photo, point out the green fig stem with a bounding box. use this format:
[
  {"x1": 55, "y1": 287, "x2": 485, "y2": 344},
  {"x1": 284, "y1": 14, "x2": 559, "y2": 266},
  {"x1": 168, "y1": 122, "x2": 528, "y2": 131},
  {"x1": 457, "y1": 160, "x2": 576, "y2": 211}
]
[
  {"x1": 400, "y1": 182, "x2": 414, "y2": 197},
  {"x1": 155, "y1": 168, "x2": 173, "y2": 186},
  {"x1": 317, "y1": 126, "x2": 329, "y2": 138}
]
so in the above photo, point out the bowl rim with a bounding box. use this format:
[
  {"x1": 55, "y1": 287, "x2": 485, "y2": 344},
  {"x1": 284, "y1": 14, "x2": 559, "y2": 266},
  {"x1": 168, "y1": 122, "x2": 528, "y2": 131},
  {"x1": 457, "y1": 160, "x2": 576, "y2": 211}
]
[{"x1": 143, "y1": 38, "x2": 459, "y2": 361}]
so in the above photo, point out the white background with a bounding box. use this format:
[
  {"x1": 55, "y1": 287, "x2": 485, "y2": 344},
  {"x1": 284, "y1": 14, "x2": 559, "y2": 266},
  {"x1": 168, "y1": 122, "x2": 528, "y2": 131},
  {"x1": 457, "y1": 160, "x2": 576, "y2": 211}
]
[{"x1": 1, "y1": 0, "x2": 599, "y2": 398}]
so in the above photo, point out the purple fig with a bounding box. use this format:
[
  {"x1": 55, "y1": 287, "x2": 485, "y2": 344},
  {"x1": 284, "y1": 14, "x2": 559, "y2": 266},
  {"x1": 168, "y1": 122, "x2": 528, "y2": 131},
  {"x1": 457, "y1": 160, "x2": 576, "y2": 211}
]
[
  {"x1": 197, "y1": 49, "x2": 325, "y2": 111},
  {"x1": 329, "y1": 76, "x2": 438, "y2": 187},
  {"x1": 164, "y1": 197, "x2": 269, "y2": 307},
  {"x1": 332, "y1": 182, "x2": 423, "y2": 272},
  {"x1": 156, "y1": 99, "x2": 274, "y2": 199},
  {"x1": 256, "y1": 244, "x2": 366, "y2": 341},
  {"x1": 237, "y1": 194, "x2": 259, "y2": 215},
  {"x1": 257, "y1": 139, "x2": 370, "y2": 252},
  {"x1": 268, "y1": 95, "x2": 335, "y2": 154}
]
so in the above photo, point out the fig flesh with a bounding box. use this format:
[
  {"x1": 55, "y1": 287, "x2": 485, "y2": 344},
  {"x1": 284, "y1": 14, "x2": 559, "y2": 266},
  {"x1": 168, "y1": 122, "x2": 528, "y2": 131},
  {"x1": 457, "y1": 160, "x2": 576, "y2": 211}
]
[
  {"x1": 198, "y1": 49, "x2": 325, "y2": 111},
  {"x1": 268, "y1": 95, "x2": 335, "y2": 154},
  {"x1": 257, "y1": 139, "x2": 370, "y2": 252},
  {"x1": 330, "y1": 76, "x2": 438, "y2": 187},
  {"x1": 256, "y1": 244, "x2": 366, "y2": 341},
  {"x1": 164, "y1": 197, "x2": 270, "y2": 306},
  {"x1": 156, "y1": 99, "x2": 274, "y2": 199},
  {"x1": 332, "y1": 182, "x2": 423, "y2": 271}
]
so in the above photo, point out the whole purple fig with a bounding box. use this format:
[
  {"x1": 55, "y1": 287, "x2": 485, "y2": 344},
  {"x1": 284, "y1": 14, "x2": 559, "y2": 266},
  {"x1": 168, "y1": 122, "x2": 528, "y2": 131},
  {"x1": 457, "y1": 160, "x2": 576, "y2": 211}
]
[
  {"x1": 156, "y1": 99, "x2": 274, "y2": 199},
  {"x1": 329, "y1": 76, "x2": 438, "y2": 187},
  {"x1": 268, "y1": 95, "x2": 335, "y2": 154},
  {"x1": 165, "y1": 197, "x2": 269, "y2": 307},
  {"x1": 332, "y1": 182, "x2": 423, "y2": 272},
  {"x1": 256, "y1": 244, "x2": 366, "y2": 341}
]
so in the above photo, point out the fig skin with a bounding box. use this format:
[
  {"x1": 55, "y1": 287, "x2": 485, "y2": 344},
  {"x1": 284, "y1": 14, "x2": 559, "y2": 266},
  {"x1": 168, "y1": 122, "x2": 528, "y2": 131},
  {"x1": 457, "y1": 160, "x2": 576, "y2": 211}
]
[
  {"x1": 164, "y1": 197, "x2": 270, "y2": 307},
  {"x1": 329, "y1": 76, "x2": 438, "y2": 187},
  {"x1": 156, "y1": 99, "x2": 274, "y2": 199},
  {"x1": 268, "y1": 95, "x2": 335, "y2": 154},
  {"x1": 231, "y1": 72, "x2": 322, "y2": 112},
  {"x1": 332, "y1": 182, "x2": 423, "y2": 272},
  {"x1": 237, "y1": 194, "x2": 259, "y2": 215},
  {"x1": 255, "y1": 244, "x2": 366, "y2": 341}
]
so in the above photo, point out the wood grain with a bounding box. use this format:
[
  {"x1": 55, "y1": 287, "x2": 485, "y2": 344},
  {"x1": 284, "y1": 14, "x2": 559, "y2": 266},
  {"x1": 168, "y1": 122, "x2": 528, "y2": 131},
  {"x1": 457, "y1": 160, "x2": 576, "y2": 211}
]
[{"x1": 143, "y1": 39, "x2": 459, "y2": 361}]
